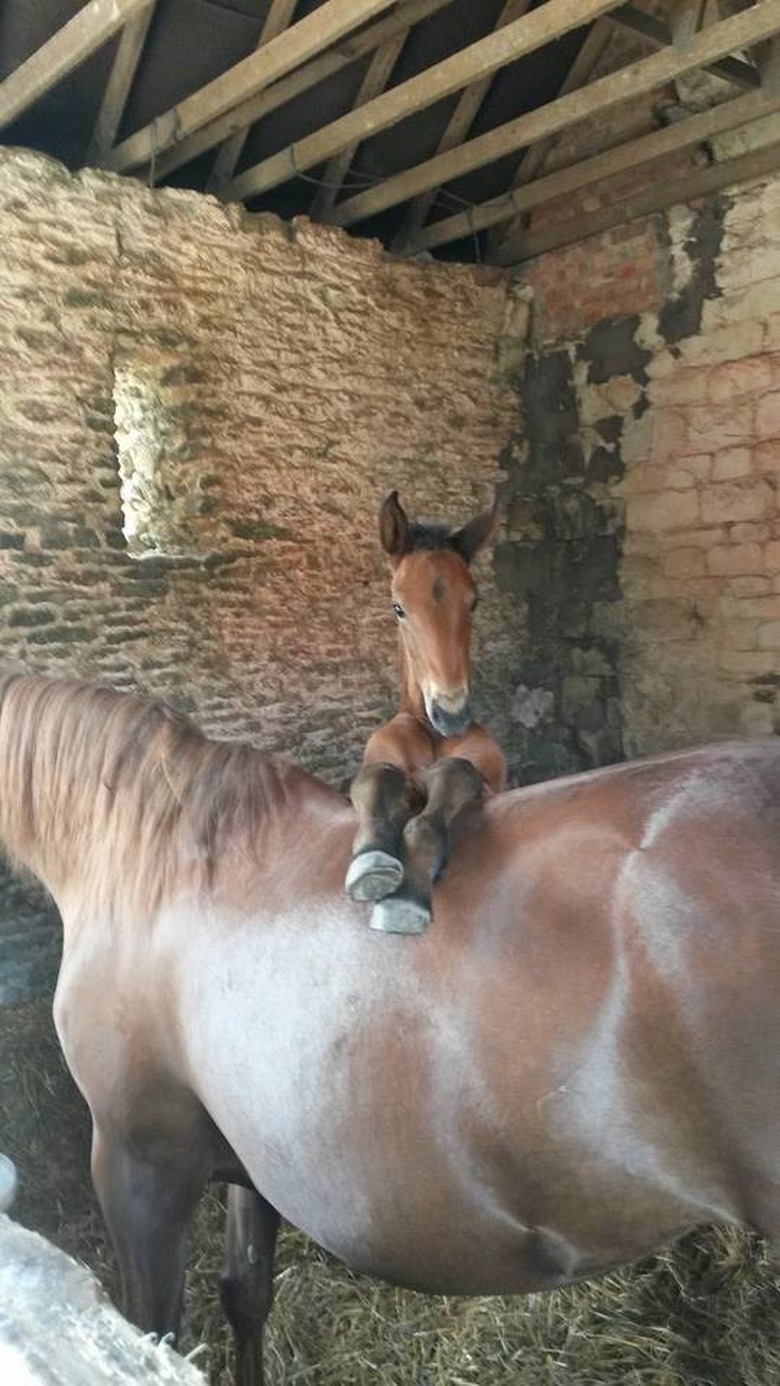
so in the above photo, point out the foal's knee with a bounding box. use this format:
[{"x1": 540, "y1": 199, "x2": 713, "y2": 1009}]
[
  {"x1": 350, "y1": 762, "x2": 409, "y2": 819},
  {"x1": 425, "y1": 757, "x2": 486, "y2": 814}
]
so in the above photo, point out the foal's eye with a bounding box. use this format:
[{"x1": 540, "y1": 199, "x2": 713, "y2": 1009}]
[{"x1": 392, "y1": 602, "x2": 405, "y2": 619}]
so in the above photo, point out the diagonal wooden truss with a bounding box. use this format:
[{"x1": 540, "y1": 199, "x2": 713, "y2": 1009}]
[{"x1": 0, "y1": 0, "x2": 779, "y2": 268}]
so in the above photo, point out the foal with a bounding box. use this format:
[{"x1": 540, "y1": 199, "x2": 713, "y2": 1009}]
[{"x1": 346, "y1": 491, "x2": 507, "y2": 933}]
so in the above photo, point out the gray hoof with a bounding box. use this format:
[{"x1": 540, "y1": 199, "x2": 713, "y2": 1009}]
[
  {"x1": 345, "y1": 850, "x2": 404, "y2": 902},
  {"x1": 370, "y1": 897, "x2": 431, "y2": 935},
  {"x1": 0, "y1": 1154, "x2": 17, "y2": 1213}
]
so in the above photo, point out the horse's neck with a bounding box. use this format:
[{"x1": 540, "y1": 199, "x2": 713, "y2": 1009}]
[{"x1": 398, "y1": 646, "x2": 428, "y2": 726}]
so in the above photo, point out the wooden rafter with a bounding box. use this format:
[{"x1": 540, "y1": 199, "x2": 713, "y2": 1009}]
[
  {"x1": 390, "y1": 0, "x2": 532, "y2": 250},
  {"x1": 102, "y1": 0, "x2": 398, "y2": 174},
  {"x1": 608, "y1": 3, "x2": 759, "y2": 87},
  {"x1": 483, "y1": 17, "x2": 613, "y2": 260},
  {"x1": 404, "y1": 80, "x2": 780, "y2": 255},
  {"x1": 309, "y1": 29, "x2": 409, "y2": 220},
  {"x1": 490, "y1": 29, "x2": 780, "y2": 266},
  {"x1": 87, "y1": 2, "x2": 155, "y2": 163},
  {"x1": 325, "y1": 0, "x2": 780, "y2": 229},
  {"x1": 224, "y1": 0, "x2": 625, "y2": 204},
  {"x1": 131, "y1": 0, "x2": 452, "y2": 181},
  {"x1": 208, "y1": 0, "x2": 299, "y2": 193},
  {"x1": 0, "y1": 0, "x2": 150, "y2": 129},
  {"x1": 495, "y1": 134, "x2": 780, "y2": 264}
]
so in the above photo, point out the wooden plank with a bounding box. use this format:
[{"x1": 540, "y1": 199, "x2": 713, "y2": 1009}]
[
  {"x1": 0, "y1": 0, "x2": 150, "y2": 129},
  {"x1": 484, "y1": 17, "x2": 612, "y2": 260},
  {"x1": 392, "y1": 0, "x2": 532, "y2": 250},
  {"x1": 494, "y1": 134, "x2": 780, "y2": 264},
  {"x1": 152, "y1": 0, "x2": 453, "y2": 180},
  {"x1": 405, "y1": 83, "x2": 780, "y2": 253},
  {"x1": 87, "y1": 2, "x2": 155, "y2": 162},
  {"x1": 103, "y1": 0, "x2": 398, "y2": 173},
  {"x1": 608, "y1": 3, "x2": 759, "y2": 87},
  {"x1": 208, "y1": 0, "x2": 299, "y2": 192},
  {"x1": 225, "y1": 0, "x2": 625, "y2": 203},
  {"x1": 310, "y1": 29, "x2": 408, "y2": 218},
  {"x1": 326, "y1": 0, "x2": 780, "y2": 228}
]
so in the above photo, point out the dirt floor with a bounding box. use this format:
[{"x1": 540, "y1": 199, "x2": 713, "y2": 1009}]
[{"x1": 2, "y1": 999, "x2": 780, "y2": 1386}]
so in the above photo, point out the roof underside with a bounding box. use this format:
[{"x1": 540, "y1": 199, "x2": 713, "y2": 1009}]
[{"x1": 1, "y1": 0, "x2": 779, "y2": 268}]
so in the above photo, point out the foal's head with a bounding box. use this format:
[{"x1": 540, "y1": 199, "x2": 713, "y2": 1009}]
[{"x1": 379, "y1": 490, "x2": 498, "y2": 737}]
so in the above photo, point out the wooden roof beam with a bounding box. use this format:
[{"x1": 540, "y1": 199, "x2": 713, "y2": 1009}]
[
  {"x1": 496, "y1": 133, "x2": 780, "y2": 264},
  {"x1": 484, "y1": 17, "x2": 613, "y2": 260},
  {"x1": 150, "y1": 0, "x2": 454, "y2": 181},
  {"x1": 309, "y1": 28, "x2": 409, "y2": 219},
  {"x1": 208, "y1": 0, "x2": 299, "y2": 192},
  {"x1": 102, "y1": 0, "x2": 398, "y2": 174},
  {"x1": 390, "y1": 0, "x2": 532, "y2": 251},
  {"x1": 404, "y1": 80, "x2": 780, "y2": 255},
  {"x1": 608, "y1": 3, "x2": 759, "y2": 87},
  {"x1": 0, "y1": 0, "x2": 151, "y2": 129},
  {"x1": 87, "y1": 2, "x2": 156, "y2": 163},
  {"x1": 326, "y1": 0, "x2": 780, "y2": 229},
  {"x1": 490, "y1": 30, "x2": 780, "y2": 265},
  {"x1": 224, "y1": 0, "x2": 626, "y2": 204}
]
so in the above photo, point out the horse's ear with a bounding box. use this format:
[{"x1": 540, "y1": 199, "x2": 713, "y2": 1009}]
[
  {"x1": 379, "y1": 491, "x2": 410, "y2": 561},
  {"x1": 450, "y1": 499, "x2": 500, "y2": 565}
]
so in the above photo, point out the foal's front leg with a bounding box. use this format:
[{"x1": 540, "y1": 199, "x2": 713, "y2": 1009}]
[
  {"x1": 345, "y1": 714, "x2": 432, "y2": 902},
  {"x1": 370, "y1": 757, "x2": 486, "y2": 934}
]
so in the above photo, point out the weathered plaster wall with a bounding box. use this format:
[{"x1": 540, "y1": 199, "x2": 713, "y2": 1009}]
[
  {"x1": 0, "y1": 145, "x2": 523, "y2": 999},
  {"x1": 503, "y1": 169, "x2": 780, "y2": 774}
]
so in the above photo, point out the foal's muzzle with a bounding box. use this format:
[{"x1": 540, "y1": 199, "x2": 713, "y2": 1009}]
[{"x1": 428, "y1": 696, "x2": 473, "y2": 738}]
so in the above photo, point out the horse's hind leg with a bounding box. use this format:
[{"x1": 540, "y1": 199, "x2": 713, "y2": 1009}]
[
  {"x1": 371, "y1": 757, "x2": 485, "y2": 934},
  {"x1": 345, "y1": 762, "x2": 414, "y2": 901},
  {"x1": 221, "y1": 1184, "x2": 281, "y2": 1386},
  {"x1": 91, "y1": 1119, "x2": 208, "y2": 1338}
]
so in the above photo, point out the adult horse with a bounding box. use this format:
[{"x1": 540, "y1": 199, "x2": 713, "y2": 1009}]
[
  {"x1": 4, "y1": 669, "x2": 780, "y2": 1386},
  {"x1": 346, "y1": 491, "x2": 507, "y2": 933}
]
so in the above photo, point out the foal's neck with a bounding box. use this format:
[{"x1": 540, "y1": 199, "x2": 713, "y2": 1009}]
[{"x1": 398, "y1": 643, "x2": 430, "y2": 729}]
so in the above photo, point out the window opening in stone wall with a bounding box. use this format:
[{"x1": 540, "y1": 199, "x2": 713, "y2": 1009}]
[{"x1": 112, "y1": 359, "x2": 208, "y2": 559}]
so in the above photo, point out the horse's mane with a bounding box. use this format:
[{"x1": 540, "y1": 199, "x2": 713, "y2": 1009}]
[
  {"x1": 0, "y1": 671, "x2": 299, "y2": 916},
  {"x1": 404, "y1": 521, "x2": 458, "y2": 552}
]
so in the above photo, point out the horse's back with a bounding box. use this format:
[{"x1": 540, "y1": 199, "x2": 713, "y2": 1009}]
[
  {"x1": 167, "y1": 738, "x2": 780, "y2": 1291},
  {"x1": 57, "y1": 734, "x2": 780, "y2": 1297}
]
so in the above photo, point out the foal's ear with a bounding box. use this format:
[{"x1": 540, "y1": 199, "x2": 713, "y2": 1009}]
[
  {"x1": 450, "y1": 499, "x2": 500, "y2": 565},
  {"x1": 379, "y1": 491, "x2": 410, "y2": 561}
]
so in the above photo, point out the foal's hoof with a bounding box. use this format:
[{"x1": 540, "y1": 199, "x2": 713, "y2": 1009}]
[
  {"x1": 0, "y1": 1154, "x2": 17, "y2": 1213},
  {"x1": 369, "y1": 897, "x2": 431, "y2": 935},
  {"x1": 345, "y1": 850, "x2": 404, "y2": 902}
]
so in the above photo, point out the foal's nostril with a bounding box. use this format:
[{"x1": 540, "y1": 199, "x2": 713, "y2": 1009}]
[{"x1": 429, "y1": 699, "x2": 473, "y2": 738}]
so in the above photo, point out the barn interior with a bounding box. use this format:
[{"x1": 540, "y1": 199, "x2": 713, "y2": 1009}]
[{"x1": 2, "y1": 1, "x2": 780, "y2": 1381}]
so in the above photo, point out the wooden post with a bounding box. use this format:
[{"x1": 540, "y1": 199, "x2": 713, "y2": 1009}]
[{"x1": 87, "y1": 3, "x2": 156, "y2": 162}]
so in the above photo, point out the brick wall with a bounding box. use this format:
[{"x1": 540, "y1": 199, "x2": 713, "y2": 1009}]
[
  {"x1": 503, "y1": 169, "x2": 780, "y2": 772},
  {"x1": 0, "y1": 145, "x2": 522, "y2": 999}
]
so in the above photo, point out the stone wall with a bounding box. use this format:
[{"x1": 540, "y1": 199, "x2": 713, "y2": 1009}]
[
  {"x1": 502, "y1": 169, "x2": 780, "y2": 776},
  {"x1": 0, "y1": 145, "x2": 522, "y2": 999},
  {"x1": 2, "y1": 141, "x2": 779, "y2": 998}
]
